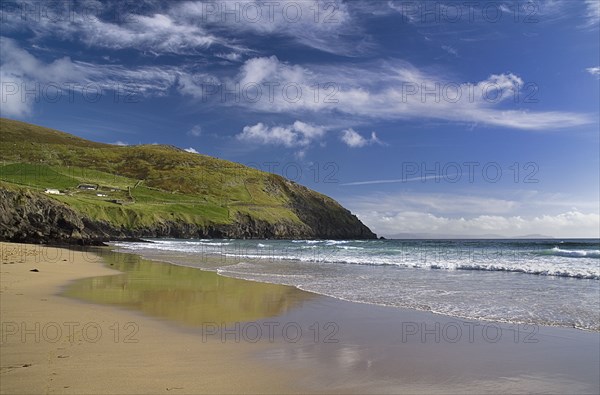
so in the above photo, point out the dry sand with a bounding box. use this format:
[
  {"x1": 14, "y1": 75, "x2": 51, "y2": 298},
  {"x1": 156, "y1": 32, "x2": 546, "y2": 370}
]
[{"x1": 0, "y1": 242, "x2": 295, "y2": 394}]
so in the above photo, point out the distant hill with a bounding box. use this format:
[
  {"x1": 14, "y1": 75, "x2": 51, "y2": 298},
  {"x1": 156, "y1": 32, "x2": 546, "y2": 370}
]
[
  {"x1": 387, "y1": 233, "x2": 554, "y2": 239},
  {"x1": 0, "y1": 118, "x2": 376, "y2": 244},
  {"x1": 514, "y1": 234, "x2": 554, "y2": 239}
]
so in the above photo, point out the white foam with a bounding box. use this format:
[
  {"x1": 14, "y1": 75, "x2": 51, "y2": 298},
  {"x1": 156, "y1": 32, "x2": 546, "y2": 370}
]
[
  {"x1": 113, "y1": 240, "x2": 600, "y2": 279},
  {"x1": 547, "y1": 247, "x2": 600, "y2": 258}
]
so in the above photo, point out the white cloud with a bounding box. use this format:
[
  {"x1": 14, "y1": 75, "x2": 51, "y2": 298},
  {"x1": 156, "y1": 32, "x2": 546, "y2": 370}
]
[
  {"x1": 184, "y1": 147, "x2": 199, "y2": 154},
  {"x1": 88, "y1": 11, "x2": 227, "y2": 54},
  {"x1": 586, "y1": 66, "x2": 600, "y2": 76},
  {"x1": 346, "y1": 192, "x2": 600, "y2": 238},
  {"x1": 0, "y1": 37, "x2": 183, "y2": 117},
  {"x1": 340, "y1": 129, "x2": 383, "y2": 148},
  {"x1": 2, "y1": 39, "x2": 592, "y2": 132},
  {"x1": 362, "y1": 210, "x2": 600, "y2": 238},
  {"x1": 187, "y1": 125, "x2": 203, "y2": 137},
  {"x1": 203, "y1": 56, "x2": 592, "y2": 131},
  {"x1": 236, "y1": 121, "x2": 326, "y2": 148},
  {"x1": 113, "y1": 141, "x2": 128, "y2": 146},
  {"x1": 0, "y1": 71, "x2": 31, "y2": 118},
  {"x1": 0, "y1": 37, "x2": 86, "y2": 117}
]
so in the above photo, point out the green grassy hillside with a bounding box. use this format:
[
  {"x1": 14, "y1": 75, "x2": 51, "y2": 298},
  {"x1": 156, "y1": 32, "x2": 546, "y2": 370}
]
[{"x1": 0, "y1": 118, "x2": 376, "y2": 240}]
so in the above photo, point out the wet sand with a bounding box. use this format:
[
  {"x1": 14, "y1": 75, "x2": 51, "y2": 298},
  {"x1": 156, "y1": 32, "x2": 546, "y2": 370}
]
[
  {"x1": 1, "y1": 242, "x2": 599, "y2": 394},
  {"x1": 0, "y1": 242, "x2": 298, "y2": 394},
  {"x1": 253, "y1": 297, "x2": 600, "y2": 393}
]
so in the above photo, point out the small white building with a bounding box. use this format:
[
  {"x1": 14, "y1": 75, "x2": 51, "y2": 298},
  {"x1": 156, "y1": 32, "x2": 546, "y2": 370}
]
[{"x1": 45, "y1": 189, "x2": 61, "y2": 195}]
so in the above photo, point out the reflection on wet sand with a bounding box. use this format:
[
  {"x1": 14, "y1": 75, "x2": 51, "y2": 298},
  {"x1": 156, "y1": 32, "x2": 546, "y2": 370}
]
[
  {"x1": 60, "y1": 247, "x2": 600, "y2": 394},
  {"x1": 63, "y1": 248, "x2": 313, "y2": 326}
]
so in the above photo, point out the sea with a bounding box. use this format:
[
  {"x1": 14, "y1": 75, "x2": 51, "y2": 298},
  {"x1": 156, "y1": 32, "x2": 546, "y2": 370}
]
[{"x1": 112, "y1": 238, "x2": 600, "y2": 331}]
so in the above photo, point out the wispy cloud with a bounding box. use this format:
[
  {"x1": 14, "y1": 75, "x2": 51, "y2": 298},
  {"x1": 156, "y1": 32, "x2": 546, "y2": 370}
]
[
  {"x1": 0, "y1": 37, "x2": 184, "y2": 117},
  {"x1": 2, "y1": 0, "x2": 364, "y2": 56},
  {"x1": 586, "y1": 66, "x2": 600, "y2": 76},
  {"x1": 441, "y1": 45, "x2": 458, "y2": 57},
  {"x1": 2, "y1": 1, "x2": 223, "y2": 55},
  {"x1": 184, "y1": 147, "x2": 199, "y2": 153},
  {"x1": 527, "y1": 0, "x2": 598, "y2": 28},
  {"x1": 386, "y1": 0, "x2": 597, "y2": 38},
  {"x1": 341, "y1": 173, "x2": 455, "y2": 186},
  {"x1": 195, "y1": 56, "x2": 592, "y2": 131},
  {"x1": 181, "y1": 0, "x2": 370, "y2": 56},
  {"x1": 3, "y1": 38, "x2": 593, "y2": 131},
  {"x1": 215, "y1": 52, "x2": 243, "y2": 62},
  {"x1": 582, "y1": 0, "x2": 600, "y2": 28},
  {"x1": 187, "y1": 125, "x2": 203, "y2": 137}
]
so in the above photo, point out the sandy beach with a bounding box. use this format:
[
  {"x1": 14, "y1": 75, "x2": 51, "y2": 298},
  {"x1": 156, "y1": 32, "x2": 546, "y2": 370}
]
[
  {"x1": 1, "y1": 242, "x2": 599, "y2": 394},
  {"x1": 0, "y1": 242, "x2": 297, "y2": 394}
]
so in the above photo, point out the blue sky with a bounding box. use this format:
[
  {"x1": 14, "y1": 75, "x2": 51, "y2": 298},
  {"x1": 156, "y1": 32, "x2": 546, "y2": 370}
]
[{"x1": 1, "y1": 0, "x2": 599, "y2": 237}]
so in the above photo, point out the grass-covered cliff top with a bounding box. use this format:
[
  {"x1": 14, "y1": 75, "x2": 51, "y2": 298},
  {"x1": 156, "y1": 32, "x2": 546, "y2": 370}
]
[{"x1": 0, "y1": 118, "x2": 372, "y2": 238}]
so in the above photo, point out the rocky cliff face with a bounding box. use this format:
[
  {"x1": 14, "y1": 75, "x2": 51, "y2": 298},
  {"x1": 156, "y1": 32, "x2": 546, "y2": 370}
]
[
  {"x1": 281, "y1": 179, "x2": 375, "y2": 239},
  {"x1": 0, "y1": 188, "x2": 111, "y2": 245},
  {"x1": 0, "y1": 187, "x2": 376, "y2": 245}
]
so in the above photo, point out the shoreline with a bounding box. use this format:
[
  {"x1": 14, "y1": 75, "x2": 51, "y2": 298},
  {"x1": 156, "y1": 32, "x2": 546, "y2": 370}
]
[
  {"x1": 2, "y1": 241, "x2": 599, "y2": 394},
  {"x1": 108, "y1": 243, "x2": 600, "y2": 333}
]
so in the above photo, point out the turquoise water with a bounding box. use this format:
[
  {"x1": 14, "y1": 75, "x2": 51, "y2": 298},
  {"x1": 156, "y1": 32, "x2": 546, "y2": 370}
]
[{"x1": 113, "y1": 238, "x2": 600, "y2": 331}]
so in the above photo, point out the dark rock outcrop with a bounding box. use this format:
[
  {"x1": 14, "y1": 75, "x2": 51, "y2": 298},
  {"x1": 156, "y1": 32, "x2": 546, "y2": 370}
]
[
  {"x1": 0, "y1": 188, "x2": 112, "y2": 245},
  {"x1": 0, "y1": 187, "x2": 376, "y2": 245},
  {"x1": 282, "y1": 180, "x2": 375, "y2": 239}
]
